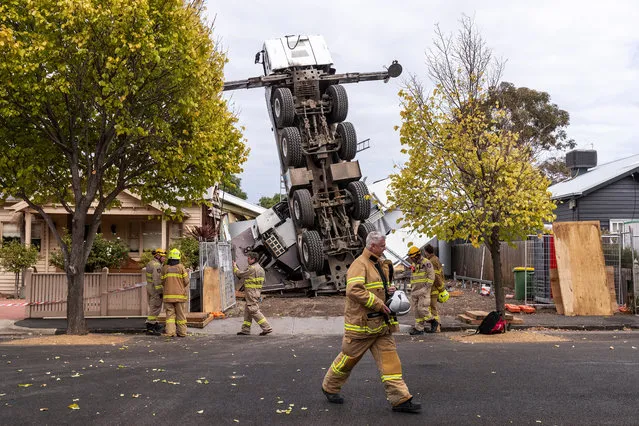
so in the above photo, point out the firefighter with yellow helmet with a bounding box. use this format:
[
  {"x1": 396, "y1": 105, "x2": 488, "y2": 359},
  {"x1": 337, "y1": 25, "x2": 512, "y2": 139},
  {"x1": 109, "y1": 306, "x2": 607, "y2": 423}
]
[
  {"x1": 424, "y1": 244, "x2": 448, "y2": 332},
  {"x1": 407, "y1": 245, "x2": 436, "y2": 335},
  {"x1": 161, "y1": 248, "x2": 190, "y2": 337},
  {"x1": 145, "y1": 248, "x2": 166, "y2": 336},
  {"x1": 233, "y1": 251, "x2": 272, "y2": 336}
]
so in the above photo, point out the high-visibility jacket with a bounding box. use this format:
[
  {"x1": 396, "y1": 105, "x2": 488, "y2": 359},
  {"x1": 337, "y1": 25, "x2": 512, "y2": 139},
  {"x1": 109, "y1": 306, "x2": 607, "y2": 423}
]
[
  {"x1": 343, "y1": 248, "x2": 399, "y2": 339},
  {"x1": 161, "y1": 263, "x2": 189, "y2": 303},
  {"x1": 145, "y1": 259, "x2": 163, "y2": 294},
  {"x1": 409, "y1": 257, "x2": 435, "y2": 293},
  {"x1": 426, "y1": 253, "x2": 445, "y2": 293},
  {"x1": 234, "y1": 262, "x2": 265, "y2": 303}
]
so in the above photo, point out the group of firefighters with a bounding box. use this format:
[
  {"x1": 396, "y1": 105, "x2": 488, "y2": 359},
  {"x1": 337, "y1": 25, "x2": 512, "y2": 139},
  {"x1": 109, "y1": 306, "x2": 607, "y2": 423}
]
[
  {"x1": 144, "y1": 248, "x2": 190, "y2": 337},
  {"x1": 145, "y1": 248, "x2": 272, "y2": 338},
  {"x1": 145, "y1": 235, "x2": 446, "y2": 414}
]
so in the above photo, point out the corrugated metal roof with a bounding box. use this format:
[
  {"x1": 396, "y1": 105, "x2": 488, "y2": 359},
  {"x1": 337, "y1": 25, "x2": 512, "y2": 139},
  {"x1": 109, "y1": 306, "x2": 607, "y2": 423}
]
[{"x1": 549, "y1": 154, "x2": 639, "y2": 200}]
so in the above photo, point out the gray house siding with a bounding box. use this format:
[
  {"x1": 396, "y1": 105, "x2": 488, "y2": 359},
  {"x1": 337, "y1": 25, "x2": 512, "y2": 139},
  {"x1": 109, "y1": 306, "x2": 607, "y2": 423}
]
[{"x1": 554, "y1": 175, "x2": 639, "y2": 230}]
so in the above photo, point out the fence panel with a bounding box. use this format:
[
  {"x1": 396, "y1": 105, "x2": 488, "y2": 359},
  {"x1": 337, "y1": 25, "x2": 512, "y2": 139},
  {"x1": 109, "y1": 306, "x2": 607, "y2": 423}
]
[
  {"x1": 26, "y1": 270, "x2": 145, "y2": 318},
  {"x1": 451, "y1": 242, "x2": 524, "y2": 288}
]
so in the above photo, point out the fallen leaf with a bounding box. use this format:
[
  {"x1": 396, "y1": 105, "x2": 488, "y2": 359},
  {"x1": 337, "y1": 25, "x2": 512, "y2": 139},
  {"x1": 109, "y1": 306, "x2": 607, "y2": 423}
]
[
  {"x1": 301, "y1": 407, "x2": 307, "y2": 410},
  {"x1": 610, "y1": 346, "x2": 614, "y2": 350},
  {"x1": 197, "y1": 410, "x2": 204, "y2": 414},
  {"x1": 233, "y1": 420, "x2": 239, "y2": 423},
  {"x1": 68, "y1": 403, "x2": 80, "y2": 410},
  {"x1": 132, "y1": 394, "x2": 140, "y2": 398},
  {"x1": 18, "y1": 384, "x2": 32, "y2": 387},
  {"x1": 40, "y1": 408, "x2": 48, "y2": 411}
]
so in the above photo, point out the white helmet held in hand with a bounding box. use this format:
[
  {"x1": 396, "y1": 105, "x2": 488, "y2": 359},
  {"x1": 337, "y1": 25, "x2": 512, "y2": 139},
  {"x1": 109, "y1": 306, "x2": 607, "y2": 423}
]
[{"x1": 386, "y1": 290, "x2": 411, "y2": 316}]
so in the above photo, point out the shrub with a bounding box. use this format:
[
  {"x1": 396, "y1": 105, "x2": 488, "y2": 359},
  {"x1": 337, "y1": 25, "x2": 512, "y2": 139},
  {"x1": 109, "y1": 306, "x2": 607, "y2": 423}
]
[{"x1": 50, "y1": 233, "x2": 130, "y2": 272}]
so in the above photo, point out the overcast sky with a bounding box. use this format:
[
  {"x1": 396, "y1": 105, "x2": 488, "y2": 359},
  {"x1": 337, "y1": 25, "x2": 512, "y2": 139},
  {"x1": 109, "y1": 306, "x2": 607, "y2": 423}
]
[{"x1": 207, "y1": 0, "x2": 639, "y2": 204}]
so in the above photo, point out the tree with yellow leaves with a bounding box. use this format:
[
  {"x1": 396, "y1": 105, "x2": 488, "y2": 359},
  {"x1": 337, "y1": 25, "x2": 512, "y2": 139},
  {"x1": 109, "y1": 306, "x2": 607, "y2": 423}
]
[
  {"x1": 388, "y1": 86, "x2": 556, "y2": 313},
  {"x1": 0, "y1": 0, "x2": 248, "y2": 334}
]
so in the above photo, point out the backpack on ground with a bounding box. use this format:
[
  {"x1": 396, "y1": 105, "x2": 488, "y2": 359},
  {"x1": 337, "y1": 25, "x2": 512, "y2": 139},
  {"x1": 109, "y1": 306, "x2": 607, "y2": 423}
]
[{"x1": 476, "y1": 311, "x2": 507, "y2": 335}]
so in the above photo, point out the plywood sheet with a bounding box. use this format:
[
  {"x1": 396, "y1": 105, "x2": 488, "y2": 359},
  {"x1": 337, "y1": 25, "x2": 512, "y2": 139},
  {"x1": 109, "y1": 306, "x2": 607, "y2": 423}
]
[
  {"x1": 202, "y1": 267, "x2": 221, "y2": 313},
  {"x1": 552, "y1": 221, "x2": 613, "y2": 316},
  {"x1": 605, "y1": 266, "x2": 618, "y2": 313},
  {"x1": 549, "y1": 268, "x2": 564, "y2": 315}
]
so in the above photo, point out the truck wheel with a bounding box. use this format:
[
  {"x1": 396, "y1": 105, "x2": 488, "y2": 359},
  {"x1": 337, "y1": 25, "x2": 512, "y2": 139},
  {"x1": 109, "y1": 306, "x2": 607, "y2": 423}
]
[
  {"x1": 336, "y1": 122, "x2": 357, "y2": 161},
  {"x1": 292, "y1": 189, "x2": 314, "y2": 228},
  {"x1": 357, "y1": 222, "x2": 376, "y2": 246},
  {"x1": 326, "y1": 84, "x2": 348, "y2": 123},
  {"x1": 280, "y1": 127, "x2": 304, "y2": 168},
  {"x1": 346, "y1": 181, "x2": 371, "y2": 221},
  {"x1": 272, "y1": 87, "x2": 295, "y2": 128},
  {"x1": 301, "y1": 230, "x2": 324, "y2": 272}
]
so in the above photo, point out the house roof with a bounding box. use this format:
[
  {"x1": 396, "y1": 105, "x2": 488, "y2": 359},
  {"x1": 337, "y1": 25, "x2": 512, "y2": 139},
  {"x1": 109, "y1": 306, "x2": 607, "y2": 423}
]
[
  {"x1": 205, "y1": 187, "x2": 266, "y2": 216},
  {"x1": 549, "y1": 154, "x2": 639, "y2": 200}
]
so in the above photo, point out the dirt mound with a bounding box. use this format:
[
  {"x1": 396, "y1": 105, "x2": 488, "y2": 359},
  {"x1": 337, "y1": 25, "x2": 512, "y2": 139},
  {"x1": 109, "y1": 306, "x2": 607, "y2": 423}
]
[
  {"x1": 1, "y1": 334, "x2": 132, "y2": 346},
  {"x1": 450, "y1": 330, "x2": 569, "y2": 343}
]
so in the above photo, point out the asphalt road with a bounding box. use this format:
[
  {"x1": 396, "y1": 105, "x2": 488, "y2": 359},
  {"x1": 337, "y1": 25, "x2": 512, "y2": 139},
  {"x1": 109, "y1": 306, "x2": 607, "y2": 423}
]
[{"x1": 1, "y1": 331, "x2": 638, "y2": 425}]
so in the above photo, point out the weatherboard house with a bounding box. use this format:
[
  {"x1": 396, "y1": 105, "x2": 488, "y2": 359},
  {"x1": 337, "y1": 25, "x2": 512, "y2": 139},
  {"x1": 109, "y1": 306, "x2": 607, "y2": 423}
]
[
  {"x1": 549, "y1": 150, "x2": 639, "y2": 232},
  {"x1": 0, "y1": 188, "x2": 265, "y2": 295}
]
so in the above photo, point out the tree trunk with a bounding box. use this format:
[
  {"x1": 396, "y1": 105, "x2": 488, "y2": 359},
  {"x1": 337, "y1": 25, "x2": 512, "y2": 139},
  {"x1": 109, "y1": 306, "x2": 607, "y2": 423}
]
[
  {"x1": 14, "y1": 272, "x2": 19, "y2": 298},
  {"x1": 66, "y1": 269, "x2": 87, "y2": 334},
  {"x1": 488, "y1": 240, "x2": 505, "y2": 314}
]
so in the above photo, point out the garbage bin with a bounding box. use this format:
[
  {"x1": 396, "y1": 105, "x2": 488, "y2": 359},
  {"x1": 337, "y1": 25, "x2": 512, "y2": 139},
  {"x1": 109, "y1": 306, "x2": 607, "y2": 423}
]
[{"x1": 513, "y1": 267, "x2": 534, "y2": 300}]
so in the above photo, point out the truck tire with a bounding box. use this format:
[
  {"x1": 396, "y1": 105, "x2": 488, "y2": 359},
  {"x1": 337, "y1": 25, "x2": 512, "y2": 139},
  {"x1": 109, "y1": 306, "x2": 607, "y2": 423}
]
[
  {"x1": 357, "y1": 222, "x2": 376, "y2": 246},
  {"x1": 292, "y1": 189, "x2": 314, "y2": 228},
  {"x1": 336, "y1": 122, "x2": 357, "y2": 161},
  {"x1": 346, "y1": 181, "x2": 371, "y2": 221},
  {"x1": 280, "y1": 127, "x2": 304, "y2": 168},
  {"x1": 272, "y1": 87, "x2": 295, "y2": 128},
  {"x1": 326, "y1": 84, "x2": 348, "y2": 123},
  {"x1": 301, "y1": 230, "x2": 324, "y2": 272}
]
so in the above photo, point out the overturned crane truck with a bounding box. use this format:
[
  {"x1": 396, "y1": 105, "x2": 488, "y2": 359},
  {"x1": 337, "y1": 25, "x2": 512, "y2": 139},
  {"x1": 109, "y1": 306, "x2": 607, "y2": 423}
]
[{"x1": 224, "y1": 35, "x2": 402, "y2": 293}]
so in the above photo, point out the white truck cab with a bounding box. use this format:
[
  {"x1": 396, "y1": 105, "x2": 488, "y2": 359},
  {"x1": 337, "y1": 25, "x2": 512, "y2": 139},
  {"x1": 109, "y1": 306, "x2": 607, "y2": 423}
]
[{"x1": 260, "y1": 35, "x2": 333, "y2": 75}]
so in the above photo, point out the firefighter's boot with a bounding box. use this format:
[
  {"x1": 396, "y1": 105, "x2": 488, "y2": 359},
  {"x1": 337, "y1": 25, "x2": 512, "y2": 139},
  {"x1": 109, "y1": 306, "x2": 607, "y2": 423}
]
[
  {"x1": 392, "y1": 398, "x2": 422, "y2": 413},
  {"x1": 409, "y1": 328, "x2": 424, "y2": 335},
  {"x1": 146, "y1": 323, "x2": 161, "y2": 336},
  {"x1": 430, "y1": 320, "x2": 441, "y2": 333},
  {"x1": 322, "y1": 388, "x2": 344, "y2": 404}
]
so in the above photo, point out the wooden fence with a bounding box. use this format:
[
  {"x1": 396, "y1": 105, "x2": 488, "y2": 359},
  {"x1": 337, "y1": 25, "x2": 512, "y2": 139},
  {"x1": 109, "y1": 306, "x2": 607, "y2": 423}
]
[
  {"x1": 450, "y1": 242, "x2": 526, "y2": 288},
  {"x1": 24, "y1": 268, "x2": 147, "y2": 318}
]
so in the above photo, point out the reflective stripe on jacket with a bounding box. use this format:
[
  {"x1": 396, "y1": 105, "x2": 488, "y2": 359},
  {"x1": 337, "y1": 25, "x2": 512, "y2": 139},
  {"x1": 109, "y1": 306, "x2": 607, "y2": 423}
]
[
  {"x1": 426, "y1": 254, "x2": 445, "y2": 293},
  {"x1": 234, "y1": 262, "x2": 265, "y2": 305},
  {"x1": 409, "y1": 257, "x2": 434, "y2": 293},
  {"x1": 146, "y1": 259, "x2": 163, "y2": 293},
  {"x1": 161, "y1": 264, "x2": 189, "y2": 303},
  {"x1": 344, "y1": 248, "x2": 399, "y2": 339}
]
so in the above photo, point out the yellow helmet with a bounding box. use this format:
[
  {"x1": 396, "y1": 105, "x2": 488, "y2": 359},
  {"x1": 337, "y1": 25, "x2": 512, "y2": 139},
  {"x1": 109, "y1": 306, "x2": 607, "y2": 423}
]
[
  {"x1": 154, "y1": 249, "x2": 166, "y2": 257},
  {"x1": 438, "y1": 289, "x2": 450, "y2": 303},
  {"x1": 168, "y1": 248, "x2": 181, "y2": 260},
  {"x1": 407, "y1": 246, "x2": 420, "y2": 257}
]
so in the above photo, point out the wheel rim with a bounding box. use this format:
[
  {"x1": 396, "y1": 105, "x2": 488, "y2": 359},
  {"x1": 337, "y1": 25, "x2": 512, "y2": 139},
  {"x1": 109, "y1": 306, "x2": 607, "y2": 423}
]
[
  {"x1": 294, "y1": 199, "x2": 301, "y2": 220},
  {"x1": 274, "y1": 98, "x2": 281, "y2": 118},
  {"x1": 302, "y1": 242, "x2": 309, "y2": 263},
  {"x1": 281, "y1": 137, "x2": 288, "y2": 158}
]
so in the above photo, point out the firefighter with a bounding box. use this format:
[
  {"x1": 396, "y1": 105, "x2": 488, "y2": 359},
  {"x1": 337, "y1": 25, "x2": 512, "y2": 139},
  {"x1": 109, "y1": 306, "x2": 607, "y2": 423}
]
[
  {"x1": 234, "y1": 252, "x2": 272, "y2": 336},
  {"x1": 145, "y1": 248, "x2": 166, "y2": 336},
  {"x1": 321, "y1": 231, "x2": 421, "y2": 413},
  {"x1": 161, "y1": 248, "x2": 190, "y2": 338},
  {"x1": 407, "y1": 245, "x2": 436, "y2": 335},
  {"x1": 424, "y1": 244, "x2": 446, "y2": 333}
]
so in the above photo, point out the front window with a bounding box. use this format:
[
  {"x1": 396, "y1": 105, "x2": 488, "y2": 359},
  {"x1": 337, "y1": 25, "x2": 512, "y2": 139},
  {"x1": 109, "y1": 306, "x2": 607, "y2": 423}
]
[
  {"x1": 142, "y1": 221, "x2": 162, "y2": 252},
  {"x1": 31, "y1": 222, "x2": 42, "y2": 252},
  {"x1": 2, "y1": 222, "x2": 20, "y2": 245},
  {"x1": 610, "y1": 220, "x2": 630, "y2": 234}
]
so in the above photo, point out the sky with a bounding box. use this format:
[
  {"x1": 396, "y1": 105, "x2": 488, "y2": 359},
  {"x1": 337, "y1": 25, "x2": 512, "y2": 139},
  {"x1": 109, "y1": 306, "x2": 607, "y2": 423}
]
[{"x1": 207, "y1": 0, "x2": 639, "y2": 204}]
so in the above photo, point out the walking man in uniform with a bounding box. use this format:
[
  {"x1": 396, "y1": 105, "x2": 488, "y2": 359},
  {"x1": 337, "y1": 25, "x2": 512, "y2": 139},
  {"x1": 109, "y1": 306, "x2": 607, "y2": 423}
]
[
  {"x1": 234, "y1": 252, "x2": 272, "y2": 336},
  {"x1": 407, "y1": 246, "x2": 436, "y2": 335},
  {"x1": 161, "y1": 248, "x2": 190, "y2": 338},
  {"x1": 145, "y1": 249, "x2": 166, "y2": 336},
  {"x1": 321, "y1": 231, "x2": 421, "y2": 413},
  {"x1": 424, "y1": 244, "x2": 446, "y2": 333}
]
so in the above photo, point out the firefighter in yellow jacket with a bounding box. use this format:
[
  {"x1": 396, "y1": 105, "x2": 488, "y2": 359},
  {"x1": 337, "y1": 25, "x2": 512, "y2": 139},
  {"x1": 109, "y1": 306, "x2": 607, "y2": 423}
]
[
  {"x1": 145, "y1": 248, "x2": 166, "y2": 336},
  {"x1": 407, "y1": 245, "x2": 436, "y2": 335},
  {"x1": 234, "y1": 252, "x2": 272, "y2": 336},
  {"x1": 321, "y1": 231, "x2": 421, "y2": 413},
  {"x1": 161, "y1": 248, "x2": 190, "y2": 338},
  {"x1": 424, "y1": 244, "x2": 446, "y2": 332}
]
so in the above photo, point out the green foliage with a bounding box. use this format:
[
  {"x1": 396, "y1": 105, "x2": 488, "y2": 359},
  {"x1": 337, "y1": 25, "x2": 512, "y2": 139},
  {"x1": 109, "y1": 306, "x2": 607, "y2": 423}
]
[
  {"x1": 222, "y1": 175, "x2": 248, "y2": 200},
  {"x1": 0, "y1": 241, "x2": 40, "y2": 273},
  {"x1": 138, "y1": 250, "x2": 154, "y2": 268},
  {"x1": 170, "y1": 237, "x2": 199, "y2": 269},
  {"x1": 50, "y1": 233, "x2": 129, "y2": 272},
  {"x1": 258, "y1": 193, "x2": 286, "y2": 209},
  {"x1": 622, "y1": 247, "x2": 638, "y2": 269}
]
